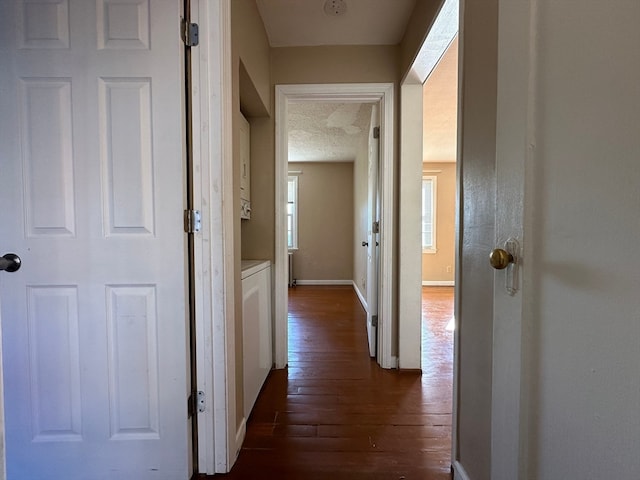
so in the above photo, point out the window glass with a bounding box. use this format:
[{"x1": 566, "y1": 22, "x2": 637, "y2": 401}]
[
  {"x1": 287, "y1": 176, "x2": 298, "y2": 249},
  {"x1": 422, "y1": 176, "x2": 436, "y2": 251}
]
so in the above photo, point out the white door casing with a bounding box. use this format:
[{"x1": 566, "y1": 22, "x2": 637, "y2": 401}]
[
  {"x1": 275, "y1": 83, "x2": 395, "y2": 369},
  {"x1": 190, "y1": 0, "x2": 237, "y2": 474},
  {"x1": 365, "y1": 104, "x2": 380, "y2": 358},
  {"x1": 0, "y1": 1, "x2": 189, "y2": 478}
]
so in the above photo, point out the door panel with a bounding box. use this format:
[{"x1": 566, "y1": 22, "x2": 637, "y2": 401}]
[
  {"x1": 0, "y1": 1, "x2": 188, "y2": 478},
  {"x1": 457, "y1": 1, "x2": 640, "y2": 478},
  {"x1": 506, "y1": 2, "x2": 640, "y2": 478},
  {"x1": 366, "y1": 105, "x2": 380, "y2": 358}
]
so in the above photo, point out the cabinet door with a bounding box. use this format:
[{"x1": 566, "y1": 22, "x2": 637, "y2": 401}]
[{"x1": 242, "y1": 266, "x2": 271, "y2": 418}]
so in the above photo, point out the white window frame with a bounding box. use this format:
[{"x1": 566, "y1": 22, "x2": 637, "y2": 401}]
[
  {"x1": 422, "y1": 175, "x2": 437, "y2": 253},
  {"x1": 287, "y1": 175, "x2": 299, "y2": 250}
]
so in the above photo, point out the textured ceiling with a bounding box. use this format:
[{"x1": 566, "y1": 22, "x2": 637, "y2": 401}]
[
  {"x1": 288, "y1": 103, "x2": 374, "y2": 162},
  {"x1": 255, "y1": 0, "x2": 417, "y2": 47}
]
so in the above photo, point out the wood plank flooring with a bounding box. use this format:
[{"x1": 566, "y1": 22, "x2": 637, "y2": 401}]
[{"x1": 212, "y1": 286, "x2": 454, "y2": 479}]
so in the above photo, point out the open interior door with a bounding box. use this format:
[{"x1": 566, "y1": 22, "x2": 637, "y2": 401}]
[
  {"x1": 0, "y1": 1, "x2": 190, "y2": 478},
  {"x1": 365, "y1": 105, "x2": 380, "y2": 358}
]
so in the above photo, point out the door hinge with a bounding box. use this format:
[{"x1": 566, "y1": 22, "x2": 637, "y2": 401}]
[
  {"x1": 373, "y1": 126, "x2": 380, "y2": 139},
  {"x1": 181, "y1": 19, "x2": 199, "y2": 47},
  {"x1": 184, "y1": 209, "x2": 201, "y2": 233},
  {"x1": 188, "y1": 390, "x2": 205, "y2": 418},
  {"x1": 372, "y1": 221, "x2": 380, "y2": 234},
  {"x1": 371, "y1": 315, "x2": 378, "y2": 327}
]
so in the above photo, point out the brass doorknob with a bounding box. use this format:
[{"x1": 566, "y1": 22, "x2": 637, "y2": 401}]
[{"x1": 489, "y1": 248, "x2": 514, "y2": 270}]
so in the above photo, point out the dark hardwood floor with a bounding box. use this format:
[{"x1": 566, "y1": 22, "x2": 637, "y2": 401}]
[{"x1": 212, "y1": 285, "x2": 454, "y2": 479}]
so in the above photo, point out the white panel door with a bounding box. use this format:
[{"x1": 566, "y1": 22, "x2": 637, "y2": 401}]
[{"x1": 0, "y1": 1, "x2": 189, "y2": 479}]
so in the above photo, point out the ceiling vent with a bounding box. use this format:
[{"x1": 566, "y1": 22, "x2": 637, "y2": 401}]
[{"x1": 323, "y1": 0, "x2": 347, "y2": 16}]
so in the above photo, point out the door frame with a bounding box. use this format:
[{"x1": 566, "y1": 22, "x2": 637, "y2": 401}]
[
  {"x1": 274, "y1": 83, "x2": 396, "y2": 369},
  {"x1": 191, "y1": 0, "x2": 237, "y2": 474},
  {"x1": 397, "y1": 0, "x2": 461, "y2": 469}
]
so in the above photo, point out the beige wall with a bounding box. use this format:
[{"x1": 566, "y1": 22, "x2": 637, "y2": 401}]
[
  {"x1": 231, "y1": 0, "x2": 270, "y2": 113},
  {"x1": 272, "y1": 46, "x2": 399, "y2": 85},
  {"x1": 422, "y1": 163, "x2": 456, "y2": 283},
  {"x1": 231, "y1": 0, "x2": 271, "y2": 430},
  {"x1": 288, "y1": 162, "x2": 354, "y2": 282}
]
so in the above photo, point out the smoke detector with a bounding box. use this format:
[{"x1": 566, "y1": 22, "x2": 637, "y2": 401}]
[{"x1": 323, "y1": 0, "x2": 347, "y2": 16}]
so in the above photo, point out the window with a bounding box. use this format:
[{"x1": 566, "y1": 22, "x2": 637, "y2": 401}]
[
  {"x1": 422, "y1": 176, "x2": 437, "y2": 252},
  {"x1": 287, "y1": 175, "x2": 298, "y2": 249}
]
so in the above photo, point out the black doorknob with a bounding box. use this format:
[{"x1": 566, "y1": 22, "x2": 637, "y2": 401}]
[{"x1": 0, "y1": 253, "x2": 21, "y2": 273}]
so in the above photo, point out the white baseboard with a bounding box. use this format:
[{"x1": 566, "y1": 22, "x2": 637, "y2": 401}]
[
  {"x1": 389, "y1": 355, "x2": 398, "y2": 369},
  {"x1": 422, "y1": 280, "x2": 455, "y2": 286},
  {"x1": 295, "y1": 280, "x2": 353, "y2": 285},
  {"x1": 234, "y1": 417, "x2": 246, "y2": 460},
  {"x1": 453, "y1": 461, "x2": 471, "y2": 480},
  {"x1": 352, "y1": 281, "x2": 368, "y2": 311}
]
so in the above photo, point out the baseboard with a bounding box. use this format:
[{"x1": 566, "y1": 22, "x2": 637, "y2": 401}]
[
  {"x1": 234, "y1": 417, "x2": 246, "y2": 459},
  {"x1": 390, "y1": 355, "x2": 398, "y2": 369},
  {"x1": 352, "y1": 281, "x2": 368, "y2": 311},
  {"x1": 452, "y1": 461, "x2": 471, "y2": 480},
  {"x1": 422, "y1": 280, "x2": 455, "y2": 286},
  {"x1": 295, "y1": 280, "x2": 353, "y2": 286}
]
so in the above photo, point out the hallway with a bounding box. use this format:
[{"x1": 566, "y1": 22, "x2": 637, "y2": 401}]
[{"x1": 216, "y1": 285, "x2": 453, "y2": 479}]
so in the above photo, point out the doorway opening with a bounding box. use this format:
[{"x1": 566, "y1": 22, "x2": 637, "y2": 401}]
[
  {"x1": 274, "y1": 83, "x2": 395, "y2": 370},
  {"x1": 398, "y1": 0, "x2": 459, "y2": 468},
  {"x1": 419, "y1": 34, "x2": 458, "y2": 411},
  {"x1": 285, "y1": 100, "x2": 379, "y2": 360}
]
